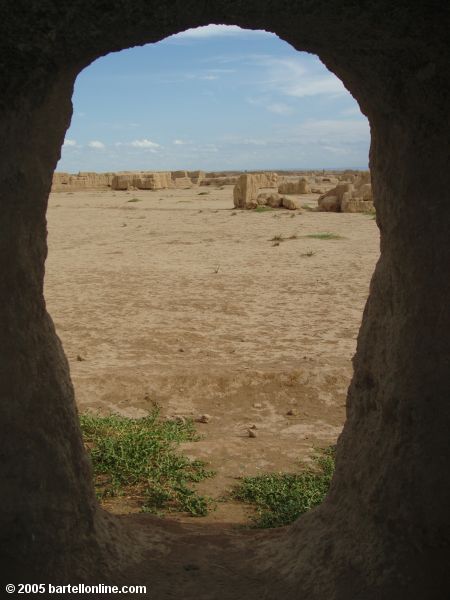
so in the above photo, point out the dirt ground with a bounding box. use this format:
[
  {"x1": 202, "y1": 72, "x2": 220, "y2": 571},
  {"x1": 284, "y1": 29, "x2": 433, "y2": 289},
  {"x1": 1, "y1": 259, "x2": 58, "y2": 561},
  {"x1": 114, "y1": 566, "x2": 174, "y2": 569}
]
[{"x1": 45, "y1": 185, "x2": 380, "y2": 524}]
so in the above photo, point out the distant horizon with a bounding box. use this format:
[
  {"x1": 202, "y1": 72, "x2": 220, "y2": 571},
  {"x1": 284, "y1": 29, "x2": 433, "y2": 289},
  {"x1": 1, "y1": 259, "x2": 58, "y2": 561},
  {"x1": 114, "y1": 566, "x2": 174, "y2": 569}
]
[
  {"x1": 54, "y1": 166, "x2": 369, "y2": 174},
  {"x1": 58, "y1": 25, "x2": 370, "y2": 173}
]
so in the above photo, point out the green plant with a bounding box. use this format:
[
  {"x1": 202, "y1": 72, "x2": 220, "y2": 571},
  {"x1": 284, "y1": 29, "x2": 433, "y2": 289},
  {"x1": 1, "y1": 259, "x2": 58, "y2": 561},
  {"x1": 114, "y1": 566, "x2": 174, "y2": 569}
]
[
  {"x1": 254, "y1": 205, "x2": 274, "y2": 212},
  {"x1": 127, "y1": 198, "x2": 141, "y2": 203},
  {"x1": 79, "y1": 409, "x2": 214, "y2": 516},
  {"x1": 232, "y1": 447, "x2": 335, "y2": 528},
  {"x1": 304, "y1": 232, "x2": 344, "y2": 240}
]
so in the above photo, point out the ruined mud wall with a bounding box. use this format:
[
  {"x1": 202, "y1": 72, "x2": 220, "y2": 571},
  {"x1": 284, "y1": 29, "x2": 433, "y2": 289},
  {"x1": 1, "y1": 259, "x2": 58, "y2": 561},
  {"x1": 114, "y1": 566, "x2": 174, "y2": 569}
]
[{"x1": 0, "y1": 1, "x2": 449, "y2": 597}]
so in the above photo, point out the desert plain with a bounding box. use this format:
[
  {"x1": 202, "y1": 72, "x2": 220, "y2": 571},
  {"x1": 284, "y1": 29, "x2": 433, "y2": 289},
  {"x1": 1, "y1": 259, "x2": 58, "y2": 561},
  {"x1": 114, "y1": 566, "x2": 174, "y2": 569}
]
[{"x1": 44, "y1": 182, "x2": 380, "y2": 523}]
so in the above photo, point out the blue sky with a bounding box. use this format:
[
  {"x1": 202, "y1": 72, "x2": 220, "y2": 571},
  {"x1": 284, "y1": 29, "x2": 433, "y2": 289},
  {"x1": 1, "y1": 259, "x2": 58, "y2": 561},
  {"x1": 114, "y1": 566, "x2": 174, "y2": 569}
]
[{"x1": 59, "y1": 25, "x2": 370, "y2": 172}]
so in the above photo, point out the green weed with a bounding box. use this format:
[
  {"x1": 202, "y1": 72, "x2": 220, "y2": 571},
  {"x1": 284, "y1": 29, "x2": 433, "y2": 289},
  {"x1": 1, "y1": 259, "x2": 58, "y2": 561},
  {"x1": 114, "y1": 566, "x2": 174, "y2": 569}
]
[
  {"x1": 232, "y1": 447, "x2": 335, "y2": 528},
  {"x1": 80, "y1": 409, "x2": 214, "y2": 517},
  {"x1": 304, "y1": 232, "x2": 344, "y2": 240}
]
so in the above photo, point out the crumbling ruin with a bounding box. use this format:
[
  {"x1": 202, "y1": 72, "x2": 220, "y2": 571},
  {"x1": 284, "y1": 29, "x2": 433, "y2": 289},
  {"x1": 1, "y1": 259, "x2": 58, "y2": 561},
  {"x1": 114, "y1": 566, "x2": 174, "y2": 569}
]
[
  {"x1": 0, "y1": 2, "x2": 449, "y2": 599},
  {"x1": 318, "y1": 172, "x2": 374, "y2": 212}
]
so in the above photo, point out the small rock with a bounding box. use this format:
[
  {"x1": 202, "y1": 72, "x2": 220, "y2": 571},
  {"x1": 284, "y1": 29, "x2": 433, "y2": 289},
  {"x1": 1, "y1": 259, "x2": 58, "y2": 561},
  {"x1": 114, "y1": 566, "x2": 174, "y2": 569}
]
[
  {"x1": 286, "y1": 409, "x2": 296, "y2": 416},
  {"x1": 168, "y1": 415, "x2": 186, "y2": 424},
  {"x1": 178, "y1": 348, "x2": 184, "y2": 353},
  {"x1": 76, "y1": 355, "x2": 85, "y2": 362},
  {"x1": 196, "y1": 414, "x2": 211, "y2": 424},
  {"x1": 249, "y1": 424, "x2": 257, "y2": 429},
  {"x1": 253, "y1": 402, "x2": 262, "y2": 409},
  {"x1": 248, "y1": 429, "x2": 257, "y2": 438}
]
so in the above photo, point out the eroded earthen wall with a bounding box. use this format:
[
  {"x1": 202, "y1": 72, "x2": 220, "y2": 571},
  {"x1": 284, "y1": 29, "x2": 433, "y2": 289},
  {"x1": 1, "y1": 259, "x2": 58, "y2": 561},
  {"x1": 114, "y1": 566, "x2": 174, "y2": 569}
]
[{"x1": 0, "y1": 1, "x2": 449, "y2": 597}]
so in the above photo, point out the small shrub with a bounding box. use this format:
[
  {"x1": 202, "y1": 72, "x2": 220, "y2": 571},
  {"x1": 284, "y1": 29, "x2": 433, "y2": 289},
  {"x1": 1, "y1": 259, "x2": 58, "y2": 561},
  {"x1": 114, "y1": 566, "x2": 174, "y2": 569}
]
[
  {"x1": 254, "y1": 205, "x2": 274, "y2": 213},
  {"x1": 80, "y1": 409, "x2": 214, "y2": 516},
  {"x1": 304, "y1": 232, "x2": 344, "y2": 240},
  {"x1": 127, "y1": 198, "x2": 141, "y2": 203},
  {"x1": 232, "y1": 447, "x2": 335, "y2": 528}
]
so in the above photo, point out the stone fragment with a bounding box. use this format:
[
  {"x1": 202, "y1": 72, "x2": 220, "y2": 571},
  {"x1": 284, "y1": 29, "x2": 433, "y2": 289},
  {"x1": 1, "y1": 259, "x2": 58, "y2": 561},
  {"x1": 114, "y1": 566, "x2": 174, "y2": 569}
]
[
  {"x1": 256, "y1": 193, "x2": 268, "y2": 205},
  {"x1": 282, "y1": 196, "x2": 301, "y2": 210},
  {"x1": 317, "y1": 183, "x2": 354, "y2": 212},
  {"x1": 196, "y1": 414, "x2": 211, "y2": 423},
  {"x1": 341, "y1": 198, "x2": 375, "y2": 213},
  {"x1": 318, "y1": 195, "x2": 340, "y2": 212},
  {"x1": 266, "y1": 193, "x2": 283, "y2": 208}
]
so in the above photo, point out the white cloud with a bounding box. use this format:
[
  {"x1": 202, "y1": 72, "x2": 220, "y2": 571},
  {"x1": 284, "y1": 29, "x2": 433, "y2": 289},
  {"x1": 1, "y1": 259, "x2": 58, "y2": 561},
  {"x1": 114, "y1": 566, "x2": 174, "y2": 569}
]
[
  {"x1": 130, "y1": 139, "x2": 160, "y2": 148},
  {"x1": 266, "y1": 102, "x2": 294, "y2": 115},
  {"x1": 171, "y1": 25, "x2": 269, "y2": 39},
  {"x1": 88, "y1": 140, "x2": 105, "y2": 149},
  {"x1": 204, "y1": 53, "x2": 347, "y2": 98},
  {"x1": 255, "y1": 56, "x2": 347, "y2": 98},
  {"x1": 173, "y1": 139, "x2": 186, "y2": 145},
  {"x1": 63, "y1": 139, "x2": 77, "y2": 147},
  {"x1": 246, "y1": 97, "x2": 294, "y2": 116}
]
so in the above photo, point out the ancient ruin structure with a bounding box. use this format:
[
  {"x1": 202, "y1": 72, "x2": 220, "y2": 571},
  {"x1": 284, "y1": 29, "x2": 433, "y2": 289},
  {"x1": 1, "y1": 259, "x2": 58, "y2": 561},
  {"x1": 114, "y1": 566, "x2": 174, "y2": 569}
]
[
  {"x1": 278, "y1": 177, "x2": 311, "y2": 195},
  {"x1": 0, "y1": 2, "x2": 448, "y2": 598},
  {"x1": 51, "y1": 170, "x2": 207, "y2": 191},
  {"x1": 318, "y1": 173, "x2": 374, "y2": 212}
]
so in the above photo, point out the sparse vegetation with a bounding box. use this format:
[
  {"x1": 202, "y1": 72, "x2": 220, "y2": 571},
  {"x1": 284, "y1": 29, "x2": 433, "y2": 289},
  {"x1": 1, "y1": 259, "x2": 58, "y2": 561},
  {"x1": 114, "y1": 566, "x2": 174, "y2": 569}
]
[
  {"x1": 127, "y1": 198, "x2": 141, "y2": 203},
  {"x1": 198, "y1": 191, "x2": 209, "y2": 195},
  {"x1": 79, "y1": 409, "x2": 214, "y2": 516},
  {"x1": 304, "y1": 232, "x2": 344, "y2": 240},
  {"x1": 301, "y1": 204, "x2": 315, "y2": 211},
  {"x1": 270, "y1": 233, "x2": 299, "y2": 243},
  {"x1": 254, "y1": 205, "x2": 274, "y2": 213},
  {"x1": 301, "y1": 248, "x2": 316, "y2": 257},
  {"x1": 232, "y1": 447, "x2": 335, "y2": 528}
]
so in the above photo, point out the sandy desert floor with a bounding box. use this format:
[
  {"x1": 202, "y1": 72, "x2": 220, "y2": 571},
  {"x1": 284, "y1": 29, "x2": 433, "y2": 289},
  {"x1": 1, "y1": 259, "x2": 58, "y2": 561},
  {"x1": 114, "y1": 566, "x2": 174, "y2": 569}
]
[{"x1": 45, "y1": 185, "x2": 380, "y2": 523}]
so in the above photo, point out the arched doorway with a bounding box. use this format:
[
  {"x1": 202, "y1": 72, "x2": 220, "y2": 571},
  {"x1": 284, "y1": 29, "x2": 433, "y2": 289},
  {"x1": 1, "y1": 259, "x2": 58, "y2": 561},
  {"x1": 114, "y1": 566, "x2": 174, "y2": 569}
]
[{"x1": 1, "y1": 3, "x2": 449, "y2": 598}]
